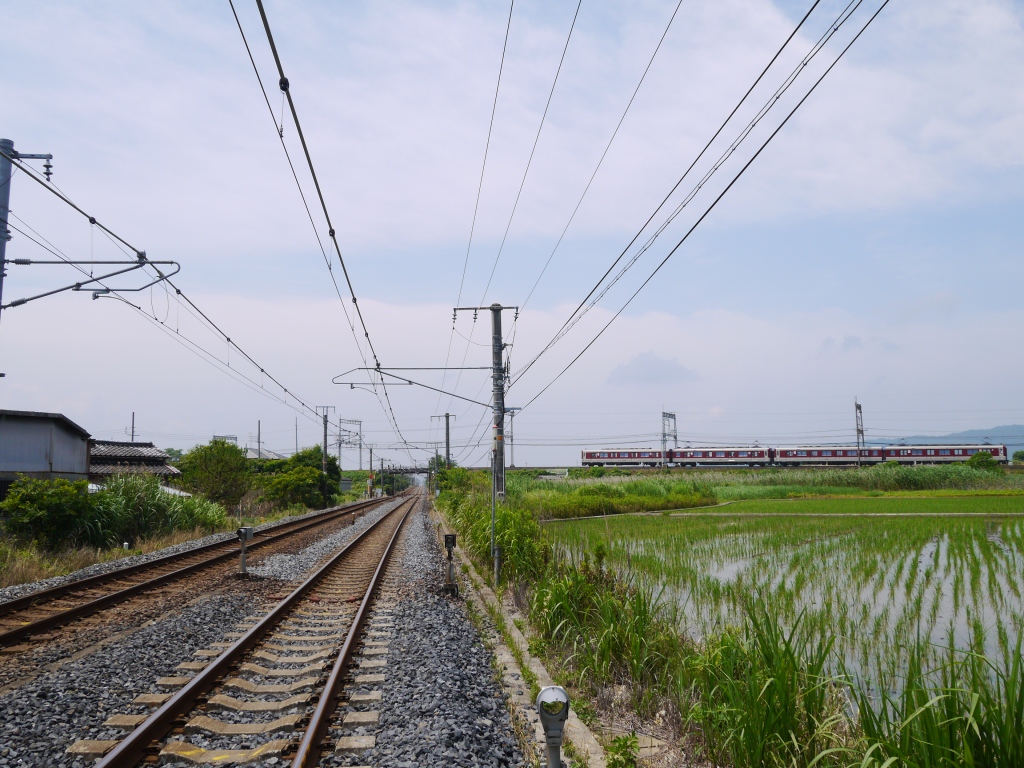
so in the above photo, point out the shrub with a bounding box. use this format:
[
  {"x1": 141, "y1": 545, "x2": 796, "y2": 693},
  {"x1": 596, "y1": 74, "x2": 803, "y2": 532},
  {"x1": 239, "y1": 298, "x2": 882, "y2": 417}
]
[
  {"x1": 0, "y1": 476, "x2": 94, "y2": 549},
  {"x1": 261, "y1": 466, "x2": 324, "y2": 508},
  {"x1": 179, "y1": 439, "x2": 250, "y2": 505},
  {"x1": 965, "y1": 450, "x2": 1002, "y2": 472}
]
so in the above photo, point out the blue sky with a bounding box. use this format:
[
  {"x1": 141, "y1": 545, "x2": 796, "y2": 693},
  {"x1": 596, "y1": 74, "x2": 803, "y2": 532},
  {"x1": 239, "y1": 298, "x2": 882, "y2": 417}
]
[{"x1": 1, "y1": 0, "x2": 1022, "y2": 466}]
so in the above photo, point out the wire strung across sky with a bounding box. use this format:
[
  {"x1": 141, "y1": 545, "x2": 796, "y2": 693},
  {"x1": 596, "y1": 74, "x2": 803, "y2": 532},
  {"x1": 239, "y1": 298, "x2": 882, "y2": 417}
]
[
  {"x1": 248, "y1": 0, "x2": 410, "y2": 456},
  {"x1": 510, "y1": 0, "x2": 891, "y2": 416},
  {"x1": 0, "y1": 150, "x2": 326, "y2": 427}
]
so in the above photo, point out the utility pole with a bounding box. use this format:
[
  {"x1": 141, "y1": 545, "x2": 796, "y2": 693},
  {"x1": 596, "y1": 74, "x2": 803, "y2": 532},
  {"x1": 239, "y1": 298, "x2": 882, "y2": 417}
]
[
  {"x1": 0, "y1": 139, "x2": 53, "y2": 323},
  {"x1": 131, "y1": 412, "x2": 135, "y2": 443},
  {"x1": 295, "y1": 417, "x2": 298, "y2": 455},
  {"x1": 506, "y1": 407, "x2": 521, "y2": 468},
  {"x1": 257, "y1": 420, "x2": 261, "y2": 459},
  {"x1": 452, "y1": 302, "x2": 517, "y2": 586},
  {"x1": 431, "y1": 413, "x2": 456, "y2": 469},
  {"x1": 855, "y1": 398, "x2": 865, "y2": 467},
  {"x1": 661, "y1": 411, "x2": 677, "y2": 467},
  {"x1": 316, "y1": 406, "x2": 336, "y2": 505}
]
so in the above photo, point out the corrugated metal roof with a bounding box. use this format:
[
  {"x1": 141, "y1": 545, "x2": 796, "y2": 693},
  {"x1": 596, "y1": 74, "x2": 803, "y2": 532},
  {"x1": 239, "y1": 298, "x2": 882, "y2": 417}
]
[
  {"x1": 90, "y1": 441, "x2": 172, "y2": 460},
  {"x1": 0, "y1": 409, "x2": 90, "y2": 438},
  {"x1": 89, "y1": 463, "x2": 182, "y2": 477},
  {"x1": 245, "y1": 447, "x2": 288, "y2": 460}
]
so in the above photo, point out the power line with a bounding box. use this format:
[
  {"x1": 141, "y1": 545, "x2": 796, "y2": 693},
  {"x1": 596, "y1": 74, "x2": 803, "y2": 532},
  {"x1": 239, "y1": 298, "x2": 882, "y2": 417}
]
[
  {"x1": 252, "y1": 0, "x2": 409, "y2": 450},
  {"x1": 515, "y1": 0, "x2": 891, "y2": 413},
  {"x1": 509, "y1": 0, "x2": 825, "y2": 386},
  {"x1": 477, "y1": 0, "x2": 584, "y2": 304},
  {"x1": 1, "y1": 150, "x2": 324, "y2": 424},
  {"x1": 435, "y1": 0, "x2": 516, "y2": 444},
  {"x1": 518, "y1": 0, "x2": 686, "y2": 312}
]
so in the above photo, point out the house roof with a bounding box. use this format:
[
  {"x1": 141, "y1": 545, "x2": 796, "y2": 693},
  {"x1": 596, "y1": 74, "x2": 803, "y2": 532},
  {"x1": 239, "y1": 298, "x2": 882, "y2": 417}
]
[
  {"x1": 245, "y1": 447, "x2": 288, "y2": 460},
  {"x1": 0, "y1": 409, "x2": 90, "y2": 438},
  {"x1": 90, "y1": 463, "x2": 182, "y2": 477},
  {"x1": 90, "y1": 441, "x2": 172, "y2": 461}
]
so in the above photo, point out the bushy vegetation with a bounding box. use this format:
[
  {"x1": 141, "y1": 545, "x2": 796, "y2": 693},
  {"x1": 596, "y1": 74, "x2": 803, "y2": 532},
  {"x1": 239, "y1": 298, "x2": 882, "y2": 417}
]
[{"x1": 0, "y1": 473, "x2": 228, "y2": 550}]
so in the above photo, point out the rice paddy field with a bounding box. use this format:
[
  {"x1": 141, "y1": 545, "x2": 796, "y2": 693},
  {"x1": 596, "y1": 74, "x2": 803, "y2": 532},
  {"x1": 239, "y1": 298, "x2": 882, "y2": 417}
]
[{"x1": 543, "y1": 496, "x2": 1024, "y2": 691}]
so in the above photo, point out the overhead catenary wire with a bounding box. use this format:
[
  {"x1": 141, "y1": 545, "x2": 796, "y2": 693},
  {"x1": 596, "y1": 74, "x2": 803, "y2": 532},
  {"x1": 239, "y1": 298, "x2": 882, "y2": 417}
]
[
  {"x1": 251, "y1": 0, "x2": 410, "y2": 452},
  {"x1": 518, "y1": 0, "x2": 687, "y2": 313},
  {"x1": 433, "y1": 0, "x2": 513, "y2": 443},
  {"x1": 1, "y1": 149, "x2": 325, "y2": 425},
  {"x1": 509, "y1": 0, "x2": 825, "y2": 387},
  {"x1": 515, "y1": 0, "x2": 892, "y2": 414}
]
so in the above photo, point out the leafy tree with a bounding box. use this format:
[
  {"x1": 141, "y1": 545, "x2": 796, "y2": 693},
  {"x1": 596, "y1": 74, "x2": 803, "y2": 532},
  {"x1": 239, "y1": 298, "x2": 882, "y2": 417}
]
[
  {"x1": 0, "y1": 476, "x2": 94, "y2": 549},
  {"x1": 965, "y1": 451, "x2": 1001, "y2": 472},
  {"x1": 179, "y1": 439, "x2": 250, "y2": 506},
  {"x1": 1014, "y1": 450, "x2": 1024, "y2": 463},
  {"x1": 261, "y1": 466, "x2": 324, "y2": 508},
  {"x1": 164, "y1": 448, "x2": 184, "y2": 464},
  {"x1": 288, "y1": 446, "x2": 340, "y2": 482},
  {"x1": 428, "y1": 453, "x2": 453, "y2": 473}
]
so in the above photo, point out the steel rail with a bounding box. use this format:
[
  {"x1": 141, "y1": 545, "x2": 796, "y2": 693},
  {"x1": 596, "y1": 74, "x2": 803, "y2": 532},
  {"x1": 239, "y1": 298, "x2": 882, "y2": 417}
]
[
  {"x1": 95, "y1": 494, "x2": 416, "y2": 768},
  {"x1": 0, "y1": 498, "x2": 384, "y2": 646},
  {"x1": 291, "y1": 491, "x2": 415, "y2": 765}
]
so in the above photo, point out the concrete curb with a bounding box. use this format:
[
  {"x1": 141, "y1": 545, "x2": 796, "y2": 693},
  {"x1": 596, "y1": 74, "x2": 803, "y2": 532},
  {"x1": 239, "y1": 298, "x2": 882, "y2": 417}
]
[{"x1": 430, "y1": 505, "x2": 606, "y2": 768}]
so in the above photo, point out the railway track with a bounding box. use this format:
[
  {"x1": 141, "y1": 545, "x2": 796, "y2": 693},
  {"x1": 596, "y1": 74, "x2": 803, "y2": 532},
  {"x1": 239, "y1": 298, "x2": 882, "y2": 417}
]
[
  {"x1": 0, "y1": 497, "x2": 387, "y2": 648},
  {"x1": 73, "y1": 490, "x2": 418, "y2": 767}
]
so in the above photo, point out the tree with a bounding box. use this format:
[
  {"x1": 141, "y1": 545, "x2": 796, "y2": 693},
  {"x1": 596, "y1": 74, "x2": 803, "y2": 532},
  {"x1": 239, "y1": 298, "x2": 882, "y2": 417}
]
[
  {"x1": 179, "y1": 440, "x2": 251, "y2": 506},
  {"x1": 164, "y1": 448, "x2": 184, "y2": 464},
  {"x1": 262, "y1": 466, "x2": 323, "y2": 508},
  {"x1": 965, "y1": 451, "x2": 1001, "y2": 472},
  {"x1": 428, "y1": 453, "x2": 453, "y2": 473},
  {"x1": 1014, "y1": 450, "x2": 1024, "y2": 464}
]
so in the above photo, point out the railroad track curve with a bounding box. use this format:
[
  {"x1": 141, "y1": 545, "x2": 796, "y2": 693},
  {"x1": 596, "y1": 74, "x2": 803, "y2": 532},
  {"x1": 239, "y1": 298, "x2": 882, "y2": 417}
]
[
  {"x1": 79, "y1": 489, "x2": 419, "y2": 767},
  {"x1": 0, "y1": 497, "x2": 388, "y2": 648}
]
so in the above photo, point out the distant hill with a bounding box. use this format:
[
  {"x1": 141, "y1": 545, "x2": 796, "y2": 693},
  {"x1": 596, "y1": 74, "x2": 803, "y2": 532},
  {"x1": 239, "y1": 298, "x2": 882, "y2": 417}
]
[{"x1": 886, "y1": 425, "x2": 1024, "y2": 458}]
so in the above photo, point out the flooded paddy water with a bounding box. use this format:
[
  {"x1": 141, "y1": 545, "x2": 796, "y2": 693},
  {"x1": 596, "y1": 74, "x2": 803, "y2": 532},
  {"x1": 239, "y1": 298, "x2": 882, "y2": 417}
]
[{"x1": 545, "y1": 507, "x2": 1024, "y2": 689}]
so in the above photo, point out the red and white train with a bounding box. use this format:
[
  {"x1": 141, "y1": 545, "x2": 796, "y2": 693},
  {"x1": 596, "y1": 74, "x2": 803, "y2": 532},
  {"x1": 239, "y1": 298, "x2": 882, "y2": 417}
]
[{"x1": 581, "y1": 444, "x2": 1008, "y2": 467}]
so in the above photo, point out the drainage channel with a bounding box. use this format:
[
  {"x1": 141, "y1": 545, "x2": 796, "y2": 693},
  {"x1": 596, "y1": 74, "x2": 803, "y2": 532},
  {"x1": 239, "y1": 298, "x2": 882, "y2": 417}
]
[{"x1": 67, "y1": 491, "x2": 418, "y2": 768}]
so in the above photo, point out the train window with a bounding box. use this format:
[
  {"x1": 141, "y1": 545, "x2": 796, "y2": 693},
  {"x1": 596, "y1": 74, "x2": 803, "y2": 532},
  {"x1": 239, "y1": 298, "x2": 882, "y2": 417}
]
[
  {"x1": 599, "y1": 453, "x2": 608, "y2": 458},
  {"x1": 927, "y1": 450, "x2": 935, "y2": 456},
  {"x1": 912, "y1": 450, "x2": 923, "y2": 456},
  {"x1": 640, "y1": 452, "x2": 649, "y2": 457},
  {"x1": 939, "y1": 450, "x2": 950, "y2": 455},
  {"x1": 739, "y1": 452, "x2": 748, "y2": 457},
  {"x1": 715, "y1": 452, "x2": 724, "y2": 457},
  {"x1": 797, "y1": 451, "x2": 807, "y2": 457},
  {"x1": 968, "y1": 449, "x2": 978, "y2": 455},
  {"x1": 822, "y1": 451, "x2": 832, "y2": 457}
]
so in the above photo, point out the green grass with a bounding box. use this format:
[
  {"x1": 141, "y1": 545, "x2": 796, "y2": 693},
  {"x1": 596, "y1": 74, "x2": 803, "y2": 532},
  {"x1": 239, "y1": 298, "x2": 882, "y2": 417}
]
[{"x1": 714, "y1": 495, "x2": 1024, "y2": 514}]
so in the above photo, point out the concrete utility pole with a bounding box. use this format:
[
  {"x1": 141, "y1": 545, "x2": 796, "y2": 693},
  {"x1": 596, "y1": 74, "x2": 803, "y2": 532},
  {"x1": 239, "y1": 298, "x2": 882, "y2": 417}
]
[
  {"x1": 0, "y1": 139, "x2": 53, "y2": 321},
  {"x1": 431, "y1": 413, "x2": 456, "y2": 468},
  {"x1": 131, "y1": 412, "x2": 135, "y2": 442},
  {"x1": 452, "y1": 302, "x2": 517, "y2": 585},
  {"x1": 257, "y1": 420, "x2": 261, "y2": 459}
]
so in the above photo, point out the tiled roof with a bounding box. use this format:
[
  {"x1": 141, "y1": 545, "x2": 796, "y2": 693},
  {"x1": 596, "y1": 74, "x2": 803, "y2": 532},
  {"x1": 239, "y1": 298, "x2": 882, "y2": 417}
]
[
  {"x1": 90, "y1": 441, "x2": 171, "y2": 460},
  {"x1": 244, "y1": 447, "x2": 288, "y2": 460},
  {"x1": 89, "y1": 463, "x2": 181, "y2": 477}
]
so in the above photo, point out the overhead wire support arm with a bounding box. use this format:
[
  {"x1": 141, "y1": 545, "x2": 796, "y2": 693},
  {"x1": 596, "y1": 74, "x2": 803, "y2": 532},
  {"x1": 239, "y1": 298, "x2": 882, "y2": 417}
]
[
  {"x1": 333, "y1": 368, "x2": 492, "y2": 410},
  {"x1": 2, "y1": 257, "x2": 180, "y2": 309}
]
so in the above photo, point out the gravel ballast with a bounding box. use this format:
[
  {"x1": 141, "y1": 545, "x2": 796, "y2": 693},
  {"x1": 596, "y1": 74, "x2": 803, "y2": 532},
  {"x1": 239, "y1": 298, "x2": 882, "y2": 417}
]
[
  {"x1": 327, "y1": 502, "x2": 526, "y2": 768},
  {"x1": 0, "y1": 500, "x2": 375, "y2": 605},
  {"x1": 0, "y1": 494, "x2": 528, "y2": 767}
]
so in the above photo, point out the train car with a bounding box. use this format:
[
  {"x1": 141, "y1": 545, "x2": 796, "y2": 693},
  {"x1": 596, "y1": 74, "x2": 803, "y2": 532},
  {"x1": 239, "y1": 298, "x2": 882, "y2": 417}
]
[
  {"x1": 581, "y1": 449, "x2": 664, "y2": 467},
  {"x1": 882, "y1": 444, "x2": 1008, "y2": 464},
  {"x1": 775, "y1": 446, "x2": 885, "y2": 466},
  {"x1": 670, "y1": 447, "x2": 770, "y2": 467}
]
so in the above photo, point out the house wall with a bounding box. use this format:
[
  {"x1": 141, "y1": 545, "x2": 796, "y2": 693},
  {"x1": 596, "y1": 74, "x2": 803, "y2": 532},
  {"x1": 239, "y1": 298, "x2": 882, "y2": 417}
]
[{"x1": 0, "y1": 414, "x2": 89, "y2": 482}]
